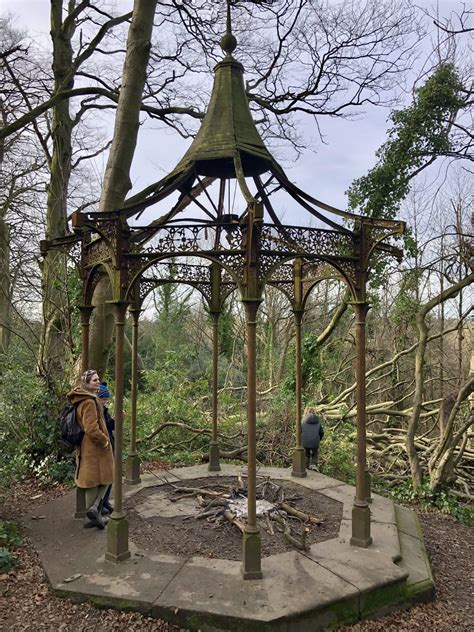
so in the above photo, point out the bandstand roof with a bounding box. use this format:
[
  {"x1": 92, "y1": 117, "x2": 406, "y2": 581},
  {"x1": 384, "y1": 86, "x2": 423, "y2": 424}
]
[
  {"x1": 42, "y1": 2, "x2": 406, "y2": 309},
  {"x1": 84, "y1": 6, "x2": 404, "y2": 244}
]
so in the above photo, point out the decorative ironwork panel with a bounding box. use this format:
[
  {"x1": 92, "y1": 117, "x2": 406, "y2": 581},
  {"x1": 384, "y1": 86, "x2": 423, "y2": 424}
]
[
  {"x1": 84, "y1": 267, "x2": 107, "y2": 304},
  {"x1": 261, "y1": 224, "x2": 354, "y2": 259},
  {"x1": 268, "y1": 263, "x2": 294, "y2": 284},
  {"x1": 334, "y1": 260, "x2": 357, "y2": 289},
  {"x1": 267, "y1": 264, "x2": 295, "y2": 303},
  {"x1": 138, "y1": 278, "x2": 158, "y2": 303},
  {"x1": 366, "y1": 226, "x2": 403, "y2": 264},
  {"x1": 83, "y1": 237, "x2": 114, "y2": 268},
  {"x1": 134, "y1": 224, "x2": 246, "y2": 256},
  {"x1": 259, "y1": 253, "x2": 289, "y2": 283},
  {"x1": 303, "y1": 259, "x2": 356, "y2": 290},
  {"x1": 69, "y1": 241, "x2": 82, "y2": 268},
  {"x1": 136, "y1": 261, "x2": 238, "y2": 308},
  {"x1": 137, "y1": 263, "x2": 210, "y2": 305},
  {"x1": 81, "y1": 217, "x2": 125, "y2": 268},
  {"x1": 302, "y1": 261, "x2": 341, "y2": 283},
  {"x1": 99, "y1": 220, "x2": 121, "y2": 243},
  {"x1": 169, "y1": 263, "x2": 210, "y2": 285},
  {"x1": 214, "y1": 252, "x2": 246, "y2": 285}
]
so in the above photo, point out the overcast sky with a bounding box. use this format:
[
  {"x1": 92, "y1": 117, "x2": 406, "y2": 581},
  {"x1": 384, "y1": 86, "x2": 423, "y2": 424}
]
[{"x1": 2, "y1": 1, "x2": 465, "y2": 219}]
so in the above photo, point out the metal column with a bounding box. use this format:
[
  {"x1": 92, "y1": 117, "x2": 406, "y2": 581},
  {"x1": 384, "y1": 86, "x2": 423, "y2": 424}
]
[{"x1": 106, "y1": 301, "x2": 131, "y2": 562}]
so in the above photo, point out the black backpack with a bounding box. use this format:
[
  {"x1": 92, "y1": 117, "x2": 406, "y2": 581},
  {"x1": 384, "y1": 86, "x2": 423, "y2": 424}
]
[{"x1": 59, "y1": 403, "x2": 84, "y2": 446}]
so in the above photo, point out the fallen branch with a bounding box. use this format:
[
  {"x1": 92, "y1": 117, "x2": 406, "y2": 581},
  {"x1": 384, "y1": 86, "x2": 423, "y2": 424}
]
[
  {"x1": 279, "y1": 501, "x2": 322, "y2": 525},
  {"x1": 223, "y1": 509, "x2": 246, "y2": 533},
  {"x1": 167, "y1": 483, "x2": 226, "y2": 501},
  {"x1": 272, "y1": 512, "x2": 309, "y2": 551}
]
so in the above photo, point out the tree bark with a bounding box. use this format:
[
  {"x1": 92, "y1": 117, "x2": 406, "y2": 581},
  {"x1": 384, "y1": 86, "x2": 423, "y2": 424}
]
[
  {"x1": 407, "y1": 271, "x2": 474, "y2": 492},
  {"x1": 0, "y1": 215, "x2": 10, "y2": 354},
  {"x1": 428, "y1": 375, "x2": 474, "y2": 493},
  {"x1": 38, "y1": 0, "x2": 75, "y2": 382},
  {"x1": 89, "y1": 0, "x2": 158, "y2": 375},
  {"x1": 0, "y1": 100, "x2": 11, "y2": 354}
]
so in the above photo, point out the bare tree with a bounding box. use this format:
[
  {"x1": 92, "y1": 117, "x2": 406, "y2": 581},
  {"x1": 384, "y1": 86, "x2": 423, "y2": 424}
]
[{"x1": 0, "y1": 19, "x2": 49, "y2": 355}]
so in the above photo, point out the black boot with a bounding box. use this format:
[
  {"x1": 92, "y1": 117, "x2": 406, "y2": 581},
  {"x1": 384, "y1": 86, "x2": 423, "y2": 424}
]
[
  {"x1": 86, "y1": 497, "x2": 106, "y2": 529},
  {"x1": 83, "y1": 516, "x2": 108, "y2": 529},
  {"x1": 101, "y1": 499, "x2": 114, "y2": 515}
]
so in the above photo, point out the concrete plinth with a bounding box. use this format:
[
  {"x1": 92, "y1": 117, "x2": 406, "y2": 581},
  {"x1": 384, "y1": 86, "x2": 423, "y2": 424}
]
[
  {"x1": 125, "y1": 454, "x2": 141, "y2": 485},
  {"x1": 350, "y1": 502, "x2": 373, "y2": 547},
  {"x1": 28, "y1": 464, "x2": 435, "y2": 631},
  {"x1": 241, "y1": 528, "x2": 263, "y2": 580},
  {"x1": 291, "y1": 447, "x2": 307, "y2": 478},
  {"x1": 208, "y1": 442, "x2": 221, "y2": 472},
  {"x1": 106, "y1": 514, "x2": 131, "y2": 562},
  {"x1": 74, "y1": 487, "x2": 86, "y2": 518}
]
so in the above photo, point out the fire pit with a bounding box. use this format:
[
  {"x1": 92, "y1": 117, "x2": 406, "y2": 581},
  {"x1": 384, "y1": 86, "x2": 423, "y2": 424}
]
[{"x1": 125, "y1": 475, "x2": 343, "y2": 560}]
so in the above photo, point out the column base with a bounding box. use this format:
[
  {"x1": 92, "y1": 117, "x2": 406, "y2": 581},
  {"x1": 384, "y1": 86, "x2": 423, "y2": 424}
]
[
  {"x1": 208, "y1": 442, "x2": 221, "y2": 472},
  {"x1": 124, "y1": 454, "x2": 141, "y2": 485},
  {"x1": 350, "y1": 503, "x2": 372, "y2": 548},
  {"x1": 242, "y1": 527, "x2": 262, "y2": 579},
  {"x1": 74, "y1": 487, "x2": 87, "y2": 519},
  {"x1": 291, "y1": 447, "x2": 307, "y2": 478},
  {"x1": 105, "y1": 514, "x2": 131, "y2": 562}
]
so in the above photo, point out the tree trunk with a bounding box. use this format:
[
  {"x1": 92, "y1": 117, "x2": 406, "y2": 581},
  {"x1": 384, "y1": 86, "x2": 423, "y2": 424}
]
[
  {"x1": 407, "y1": 271, "x2": 474, "y2": 492},
  {"x1": 429, "y1": 375, "x2": 474, "y2": 493},
  {"x1": 89, "y1": 0, "x2": 158, "y2": 375},
  {"x1": 88, "y1": 278, "x2": 114, "y2": 375},
  {"x1": 0, "y1": 215, "x2": 10, "y2": 354},
  {"x1": 38, "y1": 0, "x2": 74, "y2": 383},
  {"x1": 0, "y1": 100, "x2": 11, "y2": 354}
]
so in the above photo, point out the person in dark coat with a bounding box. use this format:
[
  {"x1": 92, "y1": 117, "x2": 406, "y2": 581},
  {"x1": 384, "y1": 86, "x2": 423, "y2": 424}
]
[
  {"x1": 97, "y1": 382, "x2": 115, "y2": 515},
  {"x1": 301, "y1": 406, "x2": 324, "y2": 470}
]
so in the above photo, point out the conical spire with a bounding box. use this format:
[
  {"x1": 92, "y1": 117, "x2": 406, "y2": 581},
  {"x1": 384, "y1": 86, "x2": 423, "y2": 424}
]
[{"x1": 172, "y1": 3, "x2": 275, "y2": 179}]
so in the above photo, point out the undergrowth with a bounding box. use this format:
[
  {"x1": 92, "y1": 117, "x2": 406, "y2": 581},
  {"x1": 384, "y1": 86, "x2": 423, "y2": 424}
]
[
  {"x1": 0, "y1": 520, "x2": 22, "y2": 572},
  {"x1": 388, "y1": 479, "x2": 473, "y2": 526}
]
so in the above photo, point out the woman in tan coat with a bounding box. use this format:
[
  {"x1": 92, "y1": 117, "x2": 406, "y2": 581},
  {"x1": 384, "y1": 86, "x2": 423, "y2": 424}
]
[{"x1": 67, "y1": 369, "x2": 114, "y2": 529}]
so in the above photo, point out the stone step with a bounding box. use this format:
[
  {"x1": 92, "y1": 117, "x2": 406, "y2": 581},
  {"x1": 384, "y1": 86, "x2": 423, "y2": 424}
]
[{"x1": 394, "y1": 504, "x2": 436, "y2": 604}]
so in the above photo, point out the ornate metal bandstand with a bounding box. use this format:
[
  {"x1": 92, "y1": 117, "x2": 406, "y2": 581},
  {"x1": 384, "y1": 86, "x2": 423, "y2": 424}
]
[{"x1": 43, "y1": 8, "x2": 404, "y2": 579}]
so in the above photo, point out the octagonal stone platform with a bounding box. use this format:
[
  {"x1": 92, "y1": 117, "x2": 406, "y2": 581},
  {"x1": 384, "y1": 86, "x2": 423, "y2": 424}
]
[{"x1": 26, "y1": 465, "x2": 435, "y2": 631}]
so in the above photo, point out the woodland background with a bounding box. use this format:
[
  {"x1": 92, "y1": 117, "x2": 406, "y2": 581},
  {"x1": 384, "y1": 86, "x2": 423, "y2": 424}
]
[{"x1": 0, "y1": 0, "x2": 472, "y2": 536}]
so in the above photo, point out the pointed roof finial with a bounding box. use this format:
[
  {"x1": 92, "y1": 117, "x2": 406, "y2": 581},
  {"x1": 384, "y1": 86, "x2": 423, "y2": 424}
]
[{"x1": 220, "y1": 0, "x2": 237, "y2": 56}]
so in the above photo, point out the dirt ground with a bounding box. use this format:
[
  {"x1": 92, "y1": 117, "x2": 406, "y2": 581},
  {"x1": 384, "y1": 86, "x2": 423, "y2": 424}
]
[
  {"x1": 125, "y1": 476, "x2": 342, "y2": 560},
  {"x1": 0, "y1": 476, "x2": 472, "y2": 631}
]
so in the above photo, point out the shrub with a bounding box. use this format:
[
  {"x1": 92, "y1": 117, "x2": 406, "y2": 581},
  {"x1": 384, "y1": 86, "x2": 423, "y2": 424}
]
[
  {"x1": 0, "y1": 367, "x2": 71, "y2": 487},
  {"x1": 0, "y1": 521, "x2": 22, "y2": 572},
  {"x1": 0, "y1": 520, "x2": 22, "y2": 548},
  {"x1": 0, "y1": 548, "x2": 19, "y2": 572},
  {"x1": 258, "y1": 390, "x2": 295, "y2": 467},
  {"x1": 390, "y1": 479, "x2": 473, "y2": 525},
  {"x1": 319, "y1": 425, "x2": 356, "y2": 484}
]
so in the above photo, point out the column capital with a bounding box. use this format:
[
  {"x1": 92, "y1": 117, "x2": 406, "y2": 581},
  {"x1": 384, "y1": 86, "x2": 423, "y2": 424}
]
[
  {"x1": 107, "y1": 300, "x2": 130, "y2": 321},
  {"x1": 107, "y1": 299, "x2": 130, "y2": 307},
  {"x1": 350, "y1": 301, "x2": 371, "y2": 321},
  {"x1": 241, "y1": 298, "x2": 262, "y2": 324},
  {"x1": 128, "y1": 306, "x2": 143, "y2": 319},
  {"x1": 292, "y1": 308, "x2": 304, "y2": 320},
  {"x1": 78, "y1": 304, "x2": 94, "y2": 315},
  {"x1": 348, "y1": 300, "x2": 370, "y2": 307}
]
